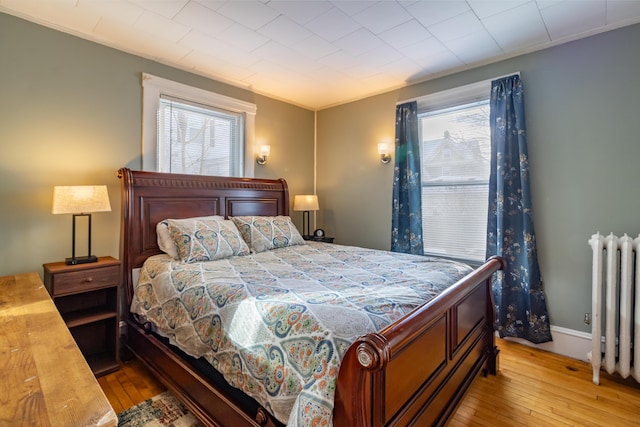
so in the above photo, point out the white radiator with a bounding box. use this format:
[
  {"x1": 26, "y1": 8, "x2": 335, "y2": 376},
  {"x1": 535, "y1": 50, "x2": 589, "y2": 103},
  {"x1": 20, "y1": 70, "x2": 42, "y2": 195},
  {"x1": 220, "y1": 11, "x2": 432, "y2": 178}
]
[{"x1": 588, "y1": 233, "x2": 640, "y2": 385}]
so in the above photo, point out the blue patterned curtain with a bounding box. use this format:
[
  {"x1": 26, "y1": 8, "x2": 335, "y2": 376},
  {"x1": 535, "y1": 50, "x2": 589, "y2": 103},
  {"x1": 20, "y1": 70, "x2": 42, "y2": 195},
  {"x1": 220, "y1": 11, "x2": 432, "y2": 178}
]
[
  {"x1": 391, "y1": 101, "x2": 423, "y2": 254},
  {"x1": 487, "y1": 75, "x2": 552, "y2": 344}
]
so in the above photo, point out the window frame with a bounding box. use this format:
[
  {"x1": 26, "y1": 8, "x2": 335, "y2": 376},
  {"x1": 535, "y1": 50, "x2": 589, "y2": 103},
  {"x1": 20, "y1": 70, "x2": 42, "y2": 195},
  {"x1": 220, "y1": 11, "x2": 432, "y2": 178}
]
[
  {"x1": 414, "y1": 79, "x2": 493, "y2": 265},
  {"x1": 142, "y1": 73, "x2": 257, "y2": 177}
]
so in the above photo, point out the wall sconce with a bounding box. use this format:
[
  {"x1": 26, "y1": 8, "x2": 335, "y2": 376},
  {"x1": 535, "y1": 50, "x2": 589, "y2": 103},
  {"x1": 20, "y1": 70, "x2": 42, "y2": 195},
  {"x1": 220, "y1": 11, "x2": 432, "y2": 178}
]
[
  {"x1": 52, "y1": 185, "x2": 111, "y2": 265},
  {"x1": 378, "y1": 142, "x2": 392, "y2": 164},
  {"x1": 256, "y1": 144, "x2": 271, "y2": 165}
]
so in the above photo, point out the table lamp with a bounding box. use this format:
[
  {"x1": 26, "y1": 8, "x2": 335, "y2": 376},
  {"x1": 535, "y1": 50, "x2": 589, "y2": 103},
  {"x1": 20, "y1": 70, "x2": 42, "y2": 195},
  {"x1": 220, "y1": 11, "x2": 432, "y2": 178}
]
[
  {"x1": 293, "y1": 194, "x2": 319, "y2": 239},
  {"x1": 52, "y1": 185, "x2": 111, "y2": 265}
]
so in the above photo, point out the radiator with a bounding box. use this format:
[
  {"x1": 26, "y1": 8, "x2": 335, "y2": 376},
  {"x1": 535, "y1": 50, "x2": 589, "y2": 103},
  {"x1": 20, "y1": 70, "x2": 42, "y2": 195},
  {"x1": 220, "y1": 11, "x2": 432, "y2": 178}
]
[{"x1": 588, "y1": 233, "x2": 640, "y2": 385}]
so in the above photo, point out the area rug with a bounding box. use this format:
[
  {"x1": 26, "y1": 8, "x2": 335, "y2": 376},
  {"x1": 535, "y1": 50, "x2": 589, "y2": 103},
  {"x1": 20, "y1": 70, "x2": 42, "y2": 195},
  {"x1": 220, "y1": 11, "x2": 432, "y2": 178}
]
[{"x1": 117, "y1": 391, "x2": 204, "y2": 427}]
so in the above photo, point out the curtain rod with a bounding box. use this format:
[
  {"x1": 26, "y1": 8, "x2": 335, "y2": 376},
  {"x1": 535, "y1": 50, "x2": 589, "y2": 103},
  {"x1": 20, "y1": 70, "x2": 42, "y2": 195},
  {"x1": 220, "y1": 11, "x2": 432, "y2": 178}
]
[{"x1": 396, "y1": 71, "x2": 521, "y2": 106}]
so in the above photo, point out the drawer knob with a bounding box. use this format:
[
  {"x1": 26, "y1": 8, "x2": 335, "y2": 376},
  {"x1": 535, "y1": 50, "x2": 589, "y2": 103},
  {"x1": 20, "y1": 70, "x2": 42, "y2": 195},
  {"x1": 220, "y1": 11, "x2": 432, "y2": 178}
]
[{"x1": 84, "y1": 277, "x2": 93, "y2": 283}]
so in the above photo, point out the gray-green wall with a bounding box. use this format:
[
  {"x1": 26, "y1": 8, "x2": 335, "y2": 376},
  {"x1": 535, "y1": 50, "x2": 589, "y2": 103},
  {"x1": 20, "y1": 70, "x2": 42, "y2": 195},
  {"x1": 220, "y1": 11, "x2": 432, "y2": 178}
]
[
  {"x1": 0, "y1": 13, "x2": 314, "y2": 277},
  {"x1": 317, "y1": 23, "x2": 640, "y2": 333},
  {"x1": 4, "y1": 11, "x2": 640, "y2": 335}
]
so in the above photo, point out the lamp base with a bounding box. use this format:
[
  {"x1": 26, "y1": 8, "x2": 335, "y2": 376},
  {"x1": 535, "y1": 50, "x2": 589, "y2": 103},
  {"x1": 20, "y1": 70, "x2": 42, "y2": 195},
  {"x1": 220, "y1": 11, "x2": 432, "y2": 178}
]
[{"x1": 65, "y1": 255, "x2": 98, "y2": 265}]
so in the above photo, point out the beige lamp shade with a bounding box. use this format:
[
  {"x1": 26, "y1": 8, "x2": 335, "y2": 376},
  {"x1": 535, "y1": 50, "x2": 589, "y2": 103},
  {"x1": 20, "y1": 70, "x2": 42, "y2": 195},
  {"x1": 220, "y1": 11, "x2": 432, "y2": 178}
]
[
  {"x1": 293, "y1": 195, "x2": 319, "y2": 211},
  {"x1": 52, "y1": 186, "x2": 111, "y2": 214}
]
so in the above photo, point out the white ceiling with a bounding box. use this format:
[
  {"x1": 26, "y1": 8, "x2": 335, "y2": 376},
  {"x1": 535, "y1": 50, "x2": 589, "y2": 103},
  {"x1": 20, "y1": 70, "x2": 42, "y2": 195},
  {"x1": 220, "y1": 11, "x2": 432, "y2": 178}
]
[{"x1": 2, "y1": 1, "x2": 640, "y2": 110}]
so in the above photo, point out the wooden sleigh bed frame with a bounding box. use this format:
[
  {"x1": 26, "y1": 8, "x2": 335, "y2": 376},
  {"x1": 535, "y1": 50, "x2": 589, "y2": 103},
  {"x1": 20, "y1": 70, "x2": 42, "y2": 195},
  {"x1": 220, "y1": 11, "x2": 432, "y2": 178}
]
[{"x1": 118, "y1": 167, "x2": 504, "y2": 427}]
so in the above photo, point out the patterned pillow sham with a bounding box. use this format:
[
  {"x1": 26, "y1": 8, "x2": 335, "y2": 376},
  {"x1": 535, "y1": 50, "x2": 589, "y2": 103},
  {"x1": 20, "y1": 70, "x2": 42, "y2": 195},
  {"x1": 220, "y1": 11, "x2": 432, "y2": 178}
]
[
  {"x1": 230, "y1": 216, "x2": 305, "y2": 253},
  {"x1": 166, "y1": 218, "x2": 250, "y2": 263},
  {"x1": 157, "y1": 215, "x2": 224, "y2": 259}
]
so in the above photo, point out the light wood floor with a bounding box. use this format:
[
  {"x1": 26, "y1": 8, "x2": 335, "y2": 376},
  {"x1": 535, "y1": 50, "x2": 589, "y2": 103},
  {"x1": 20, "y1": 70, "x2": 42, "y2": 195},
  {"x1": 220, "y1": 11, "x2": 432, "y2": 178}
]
[{"x1": 100, "y1": 338, "x2": 640, "y2": 426}]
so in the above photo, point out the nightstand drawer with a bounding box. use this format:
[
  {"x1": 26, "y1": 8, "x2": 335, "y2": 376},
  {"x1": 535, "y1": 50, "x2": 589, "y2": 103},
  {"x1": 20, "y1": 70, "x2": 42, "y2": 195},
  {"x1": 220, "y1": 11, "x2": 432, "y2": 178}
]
[{"x1": 50, "y1": 265, "x2": 119, "y2": 296}]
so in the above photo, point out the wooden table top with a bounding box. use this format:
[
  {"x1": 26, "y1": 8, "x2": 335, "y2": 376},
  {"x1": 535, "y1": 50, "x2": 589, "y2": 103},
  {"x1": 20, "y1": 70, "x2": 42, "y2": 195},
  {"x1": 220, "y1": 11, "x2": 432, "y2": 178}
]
[{"x1": 0, "y1": 272, "x2": 118, "y2": 426}]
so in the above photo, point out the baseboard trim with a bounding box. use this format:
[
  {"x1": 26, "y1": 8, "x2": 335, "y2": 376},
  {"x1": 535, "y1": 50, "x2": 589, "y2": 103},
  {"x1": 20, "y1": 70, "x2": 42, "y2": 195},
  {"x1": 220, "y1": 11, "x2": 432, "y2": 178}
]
[{"x1": 500, "y1": 325, "x2": 591, "y2": 362}]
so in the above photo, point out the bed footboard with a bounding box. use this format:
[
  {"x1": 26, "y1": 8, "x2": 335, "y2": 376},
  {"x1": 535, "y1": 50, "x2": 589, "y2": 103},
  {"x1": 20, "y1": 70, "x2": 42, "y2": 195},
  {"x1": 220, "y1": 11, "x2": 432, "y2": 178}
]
[{"x1": 333, "y1": 256, "x2": 504, "y2": 426}]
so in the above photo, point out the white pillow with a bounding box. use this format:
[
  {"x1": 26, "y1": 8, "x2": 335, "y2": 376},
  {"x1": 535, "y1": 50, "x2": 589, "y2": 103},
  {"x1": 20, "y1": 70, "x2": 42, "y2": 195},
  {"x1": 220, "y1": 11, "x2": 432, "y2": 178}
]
[{"x1": 157, "y1": 215, "x2": 223, "y2": 259}]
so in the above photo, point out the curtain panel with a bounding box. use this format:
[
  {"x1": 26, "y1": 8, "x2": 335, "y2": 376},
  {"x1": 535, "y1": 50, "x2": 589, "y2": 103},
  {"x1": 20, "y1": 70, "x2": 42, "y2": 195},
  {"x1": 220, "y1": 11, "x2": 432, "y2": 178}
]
[
  {"x1": 486, "y1": 75, "x2": 552, "y2": 344},
  {"x1": 391, "y1": 101, "x2": 423, "y2": 255}
]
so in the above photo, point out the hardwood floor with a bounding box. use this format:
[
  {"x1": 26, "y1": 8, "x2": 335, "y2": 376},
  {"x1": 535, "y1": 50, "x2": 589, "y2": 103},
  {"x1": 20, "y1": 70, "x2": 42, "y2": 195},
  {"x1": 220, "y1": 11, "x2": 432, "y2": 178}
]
[
  {"x1": 97, "y1": 358, "x2": 165, "y2": 414},
  {"x1": 450, "y1": 339, "x2": 640, "y2": 426},
  {"x1": 100, "y1": 338, "x2": 640, "y2": 426}
]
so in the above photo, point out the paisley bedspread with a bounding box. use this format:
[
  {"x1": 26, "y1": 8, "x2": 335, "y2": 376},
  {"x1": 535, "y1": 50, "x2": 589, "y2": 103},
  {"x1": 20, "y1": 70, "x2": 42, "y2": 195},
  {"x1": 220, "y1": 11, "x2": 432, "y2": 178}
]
[{"x1": 131, "y1": 242, "x2": 472, "y2": 426}]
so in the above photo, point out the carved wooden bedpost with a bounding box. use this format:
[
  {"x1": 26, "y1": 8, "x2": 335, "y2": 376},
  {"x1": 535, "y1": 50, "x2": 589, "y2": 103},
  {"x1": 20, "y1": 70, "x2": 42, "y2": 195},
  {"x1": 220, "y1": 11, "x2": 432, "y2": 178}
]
[{"x1": 484, "y1": 255, "x2": 506, "y2": 376}]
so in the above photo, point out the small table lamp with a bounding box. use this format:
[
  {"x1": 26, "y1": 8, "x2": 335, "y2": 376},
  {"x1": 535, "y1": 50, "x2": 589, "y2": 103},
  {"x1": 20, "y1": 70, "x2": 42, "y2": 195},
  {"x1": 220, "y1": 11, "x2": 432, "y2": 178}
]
[
  {"x1": 52, "y1": 185, "x2": 111, "y2": 265},
  {"x1": 293, "y1": 194, "x2": 319, "y2": 239}
]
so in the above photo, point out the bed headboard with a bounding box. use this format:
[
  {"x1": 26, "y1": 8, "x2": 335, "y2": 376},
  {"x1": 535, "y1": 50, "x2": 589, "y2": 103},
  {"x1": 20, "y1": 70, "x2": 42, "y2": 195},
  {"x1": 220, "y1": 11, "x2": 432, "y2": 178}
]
[{"x1": 117, "y1": 167, "x2": 290, "y2": 304}]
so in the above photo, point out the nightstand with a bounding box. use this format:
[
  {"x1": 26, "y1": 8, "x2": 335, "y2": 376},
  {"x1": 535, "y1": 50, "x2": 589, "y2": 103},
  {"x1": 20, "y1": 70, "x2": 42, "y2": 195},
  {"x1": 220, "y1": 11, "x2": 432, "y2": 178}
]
[
  {"x1": 43, "y1": 256, "x2": 121, "y2": 377},
  {"x1": 304, "y1": 236, "x2": 335, "y2": 243}
]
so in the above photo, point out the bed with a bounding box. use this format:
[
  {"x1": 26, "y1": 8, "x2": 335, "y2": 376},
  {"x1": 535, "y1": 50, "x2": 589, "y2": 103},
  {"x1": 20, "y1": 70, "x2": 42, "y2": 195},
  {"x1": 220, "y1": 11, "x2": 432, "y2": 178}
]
[{"x1": 118, "y1": 167, "x2": 504, "y2": 427}]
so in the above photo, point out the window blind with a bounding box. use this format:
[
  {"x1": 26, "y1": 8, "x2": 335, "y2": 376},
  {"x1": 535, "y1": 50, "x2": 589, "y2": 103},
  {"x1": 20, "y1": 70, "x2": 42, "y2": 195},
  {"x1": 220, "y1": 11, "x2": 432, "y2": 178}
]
[
  {"x1": 420, "y1": 99, "x2": 490, "y2": 262},
  {"x1": 158, "y1": 95, "x2": 243, "y2": 177}
]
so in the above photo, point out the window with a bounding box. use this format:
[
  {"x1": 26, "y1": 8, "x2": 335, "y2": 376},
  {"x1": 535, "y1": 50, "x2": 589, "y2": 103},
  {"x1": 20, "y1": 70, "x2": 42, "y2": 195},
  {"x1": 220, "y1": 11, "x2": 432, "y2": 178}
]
[
  {"x1": 142, "y1": 73, "x2": 257, "y2": 177},
  {"x1": 158, "y1": 96, "x2": 242, "y2": 176},
  {"x1": 417, "y1": 80, "x2": 491, "y2": 263}
]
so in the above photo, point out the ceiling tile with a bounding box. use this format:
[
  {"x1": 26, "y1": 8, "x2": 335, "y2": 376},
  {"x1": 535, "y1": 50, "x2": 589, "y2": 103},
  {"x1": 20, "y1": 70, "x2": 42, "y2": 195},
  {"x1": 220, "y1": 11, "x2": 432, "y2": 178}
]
[
  {"x1": 482, "y1": 2, "x2": 550, "y2": 52},
  {"x1": 378, "y1": 19, "x2": 433, "y2": 50},
  {"x1": 413, "y1": 49, "x2": 465, "y2": 75},
  {"x1": 245, "y1": 58, "x2": 296, "y2": 82},
  {"x1": 467, "y1": 0, "x2": 530, "y2": 19},
  {"x1": 446, "y1": 30, "x2": 503, "y2": 64},
  {"x1": 193, "y1": 0, "x2": 226, "y2": 11},
  {"x1": 376, "y1": 56, "x2": 424, "y2": 80},
  {"x1": 2, "y1": 0, "x2": 76, "y2": 16},
  {"x1": 333, "y1": 27, "x2": 383, "y2": 56},
  {"x1": 290, "y1": 34, "x2": 339, "y2": 60},
  {"x1": 178, "y1": 30, "x2": 223, "y2": 53},
  {"x1": 127, "y1": 0, "x2": 188, "y2": 19},
  {"x1": 540, "y1": 0, "x2": 606, "y2": 40},
  {"x1": 10, "y1": 0, "x2": 98, "y2": 34},
  {"x1": 186, "y1": 50, "x2": 256, "y2": 81},
  {"x1": 257, "y1": 14, "x2": 313, "y2": 47},
  {"x1": 79, "y1": 1, "x2": 143, "y2": 27},
  {"x1": 251, "y1": 41, "x2": 318, "y2": 72},
  {"x1": 316, "y1": 49, "x2": 362, "y2": 71},
  {"x1": 134, "y1": 10, "x2": 190, "y2": 42},
  {"x1": 399, "y1": 36, "x2": 448, "y2": 63},
  {"x1": 94, "y1": 18, "x2": 191, "y2": 61},
  {"x1": 267, "y1": 0, "x2": 333, "y2": 25},
  {"x1": 305, "y1": 6, "x2": 361, "y2": 42},
  {"x1": 352, "y1": 1, "x2": 412, "y2": 34},
  {"x1": 427, "y1": 10, "x2": 485, "y2": 43},
  {"x1": 536, "y1": 1, "x2": 565, "y2": 10},
  {"x1": 0, "y1": 0, "x2": 35, "y2": 16},
  {"x1": 179, "y1": 30, "x2": 259, "y2": 67},
  {"x1": 344, "y1": 45, "x2": 403, "y2": 77},
  {"x1": 331, "y1": 1, "x2": 377, "y2": 16},
  {"x1": 406, "y1": 0, "x2": 470, "y2": 27},
  {"x1": 216, "y1": 0, "x2": 279, "y2": 30},
  {"x1": 173, "y1": 1, "x2": 233, "y2": 38},
  {"x1": 215, "y1": 22, "x2": 269, "y2": 51}
]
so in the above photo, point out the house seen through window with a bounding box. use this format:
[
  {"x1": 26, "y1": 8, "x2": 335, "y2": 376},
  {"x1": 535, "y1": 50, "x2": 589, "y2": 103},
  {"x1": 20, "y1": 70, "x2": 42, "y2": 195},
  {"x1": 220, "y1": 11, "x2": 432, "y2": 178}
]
[{"x1": 419, "y1": 99, "x2": 490, "y2": 263}]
